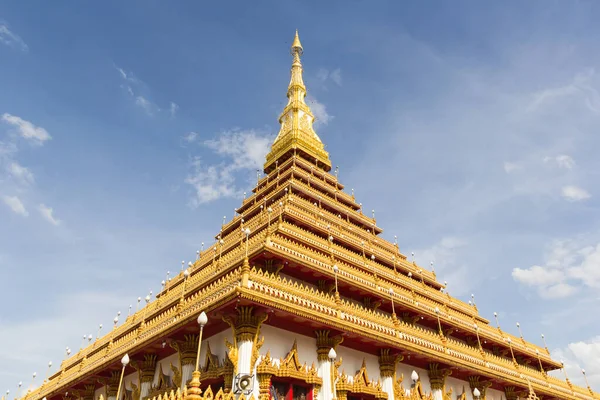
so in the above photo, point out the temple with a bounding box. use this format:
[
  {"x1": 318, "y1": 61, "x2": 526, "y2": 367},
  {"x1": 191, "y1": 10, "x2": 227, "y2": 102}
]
[{"x1": 15, "y1": 31, "x2": 598, "y2": 400}]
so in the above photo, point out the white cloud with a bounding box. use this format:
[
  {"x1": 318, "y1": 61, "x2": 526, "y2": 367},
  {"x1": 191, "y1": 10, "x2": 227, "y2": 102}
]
[
  {"x1": 330, "y1": 68, "x2": 342, "y2": 86},
  {"x1": 1, "y1": 114, "x2": 51, "y2": 145},
  {"x1": 315, "y1": 68, "x2": 342, "y2": 86},
  {"x1": 1, "y1": 195, "x2": 28, "y2": 216},
  {"x1": 182, "y1": 132, "x2": 198, "y2": 143},
  {"x1": 185, "y1": 129, "x2": 273, "y2": 206},
  {"x1": 544, "y1": 155, "x2": 576, "y2": 169},
  {"x1": 37, "y1": 204, "x2": 61, "y2": 225},
  {"x1": 503, "y1": 162, "x2": 521, "y2": 173},
  {"x1": 170, "y1": 102, "x2": 179, "y2": 117},
  {"x1": 7, "y1": 162, "x2": 34, "y2": 185},
  {"x1": 0, "y1": 23, "x2": 28, "y2": 52},
  {"x1": 135, "y1": 96, "x2": 155, "y2": 115},
  {"x1": 115, "y1": 66, "x2": 162, "y2": 116},
  {"x1": 561, "y1": 185, "x2": 591, "y2": 202},
  {"x1": 307, "y1": 96, "x2": 333, "y2": 127},
  {"x1": 552, "y1": 336, "x2": 600, "y2": 389},
  {"x1": 513, "y1": 238, "x2": 600, "y2": 297},
  {"x1": 527, "y1": 69, "x2": 600, "y2": 114}
]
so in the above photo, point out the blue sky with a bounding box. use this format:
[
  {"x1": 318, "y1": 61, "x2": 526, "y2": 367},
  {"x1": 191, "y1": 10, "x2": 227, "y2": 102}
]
[{"x1": 2, "y1": 0, "x2": 600, "y2": 394}]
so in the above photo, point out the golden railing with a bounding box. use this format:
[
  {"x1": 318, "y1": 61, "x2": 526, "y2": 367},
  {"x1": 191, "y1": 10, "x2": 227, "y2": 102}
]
[
  {"x1": 266, "y1": 227, "x2": 555, "y2": 366},
  {"x1": 243, "y1": 268, "x2": 596, "y2": 400}
]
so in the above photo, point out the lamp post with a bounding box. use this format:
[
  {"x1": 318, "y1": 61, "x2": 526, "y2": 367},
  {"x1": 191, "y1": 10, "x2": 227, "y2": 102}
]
[
  {"x1": 115, "y1": 354, "x2": 130, "y2": 400},
  {"x1": 333, "y1": 265, "x2": 339, "y2": 296},
  {"x1": 541, "y1": 334, "x2": 549, "y2": 354},
  {"x1": 244, "y1": 228, "x2": 251, "y2": 258},
  {"x1": 535, "y1": 350, "x2": 545, "y2": 375},
  {"x1": 410, "y1": 371, "x2": 418, "y2": 389},
  {"x1": 435, "y1": 307, "x2": 443, "y2": 338},
  {"x1": 328, "y1": 348, "x2": 337, "y2": 399},
  {"x1": 194, "y1": 312, "x2": 208, "y2": 372},
  {"x1": 506, "y1": 338, "x2": 517, "y2": 367},
  {"x1": 180, "y1": 268, "x2": 190, "y2": 301},
  {"x1": 389, "y1": 288, "x2": 396, "y2": 318},
  {"x1": 516, "y1": 322, "x2": 524, "y2": 342}
]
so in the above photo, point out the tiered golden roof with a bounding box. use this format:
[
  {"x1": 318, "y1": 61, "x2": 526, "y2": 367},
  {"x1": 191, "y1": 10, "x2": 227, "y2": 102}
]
[{"x1": 22, "y1": 31, "x2": 598, "y2": 400}]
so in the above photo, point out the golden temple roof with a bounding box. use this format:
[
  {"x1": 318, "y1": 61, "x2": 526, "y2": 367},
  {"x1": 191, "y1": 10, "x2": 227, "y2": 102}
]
[
  {"x1": 21, "y1": 31, "x2": 599, "y2": 400},
  {"x1": 264, "y1": 30, "x2": 331, "y2": 173}
]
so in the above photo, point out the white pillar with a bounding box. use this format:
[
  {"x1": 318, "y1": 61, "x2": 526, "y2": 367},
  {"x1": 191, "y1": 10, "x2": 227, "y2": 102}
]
[
  {"x1": 317, "y1": 360, "x2": 333, "y2": 400},
  {"x1": 140, "y1": 382, "x2": 152, "y2": 399},
  {"x1": 432, "y1": 389, "x2": 443, "y2": 400},
  {"x1": 181, "y1": 363, "x2": 194, "y2": 390},
  {"x1": 381, "y1": 376, "x2": 394, "y2": 400},
  {"x1": 237, "y1": 340, "x2": 254, "y2": 374},
  {"x1": 378, "y1": 349, "x2": 399, "y2": 400}
]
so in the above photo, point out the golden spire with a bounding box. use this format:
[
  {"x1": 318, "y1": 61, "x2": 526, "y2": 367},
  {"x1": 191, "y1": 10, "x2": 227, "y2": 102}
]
[{"x1": 264, "y1": 30, "x2": 331, "y2": 173}]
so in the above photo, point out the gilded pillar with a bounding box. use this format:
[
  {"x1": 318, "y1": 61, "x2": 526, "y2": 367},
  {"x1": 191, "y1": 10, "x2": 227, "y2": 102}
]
[
  {"x1": 105, "y1": 371, "x2": 120, "y2": 400},
  {"x1": 223, "y1": 306, "x2": 268, "y2": 375},
  {"x1": 378, "y1": 349, "x2": 402, "y2": 400},
  {"x1": 428, "y1": 363, "x2": 451, "y2": 400},
  {"x1": 469, "y1": 376, "x2": 492, "y2": 400},
  {"x1": 256, "y1": 352, "x2": 276, "y2": 400},
  {"x1": 80, "y1": 385, "x2": 96, "y2": 400},
  {"x1": 171, "y1": 335, "x2": 199, "y2": 389},
  {"x1": 132, "y1": 354, "x2": 157, "y2": 399},
  {"x1": 315, "y1": 330, "x2": 343, "y2": 400},
  {"x1": 504, "y1": 387, "x2": 518, "y2": 400}
]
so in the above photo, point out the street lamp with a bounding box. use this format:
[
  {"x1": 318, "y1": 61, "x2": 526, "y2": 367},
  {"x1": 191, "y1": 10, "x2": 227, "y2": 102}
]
[
  {"x1": 194, "y1": 312, "x2": 208, "y2": 372},
  {"x1": 115, "y1": 354, "x2": 130, "y2": 400},
  {"x1": 328, "y1": 348, "x2": 337, "y2": 399}
]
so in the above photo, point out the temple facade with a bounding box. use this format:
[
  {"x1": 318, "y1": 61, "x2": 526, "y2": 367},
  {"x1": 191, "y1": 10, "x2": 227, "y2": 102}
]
[{"x1": 17, "y1": 31, "x2": 598, "y2": 400}]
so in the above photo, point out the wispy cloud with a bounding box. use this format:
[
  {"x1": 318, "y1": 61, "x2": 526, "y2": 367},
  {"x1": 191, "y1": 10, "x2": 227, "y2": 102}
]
[
  {"x1": 181, "y1": 132, "x2": 199, "y2": 145},
  {"x1": 135, "y1": 95, "x2": 155, "y2": 116},
  {"x1": 6, "y1": 162, "x2": 34, "y2": 185},
  {"x1": 307, "y1": 95, "x2": 333, "y2": 127},
  {"x1": 0, "y1": 23, "x2": 28, "y2": 52},
  {"x1": 1, "y1": 195, "x2": 28, "y2": 216},
  {"x1": 115, "y1": 66, "x2": 159, "y2": 116},
  {"x1": 316, "y1": 68, "x2": 342, "y2": 86},
  {"x1": 544, "y1": 155, "x2": 576, "y2": 170},
  {"x1": 1, "y1": 114, "x2": 51, "y2": 145},
  {"x1": 169, "y1": 102, "x2": 179, "y2": 117},
  {"x1": 561, "y1": 185, "x2": 591, "y2": 202},
  {"x1": 553, "y1": 337, "x2": 600, "y2": 388},
  {"x1": 38, "y1": 203, "x2": 61, "y2": 226},
  {"x1": 513, "y1": 237, "x2": 600, "y2": 298},
  {"x1": 185, "y1": 128, "x2": 273, "y2": 206}
]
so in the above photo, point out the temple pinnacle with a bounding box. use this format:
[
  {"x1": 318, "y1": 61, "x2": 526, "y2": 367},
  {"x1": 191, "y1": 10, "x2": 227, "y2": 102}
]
[{"x1": 291, "y1": 29, "x2": 303, "y2": 55}]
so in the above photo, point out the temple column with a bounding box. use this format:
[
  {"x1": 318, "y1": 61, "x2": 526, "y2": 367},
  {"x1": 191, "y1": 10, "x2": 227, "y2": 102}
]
[
  {"x1": 428, "y1": 364, "x2": 451, "y2": 400},
  {"x1": 106, "y1": 372, "x2": 120, "y2": 400},
  {"x1": 171, "y1": 335, "x2": 199, "y2": 390},
  {"x1": 135, "y1": 354, "x2": 157, "y2": 399},
  {"x1": 79, "y1": 385, "x2": 96, "y2": 400},
  {"x1": 378, "y1": 349, "x2": 401, "y2": 400},
  {"x1": 469, "y1": 376, "x2": 492, "y2": 400},
  {"x1": 223, "y1": 306, "x2": 268, "y2": 376},
  {"x1": 315, "y1": 330, "x2": 343, "y2": 400},
  {"x1": 504, "y1": 387, "x2": 518, "y2": 400}
]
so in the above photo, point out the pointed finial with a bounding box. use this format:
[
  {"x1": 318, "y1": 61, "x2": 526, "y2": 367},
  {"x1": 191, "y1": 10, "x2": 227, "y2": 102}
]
[{"x1": 291, "y1": 30, "x2": 303, "y2": 55}]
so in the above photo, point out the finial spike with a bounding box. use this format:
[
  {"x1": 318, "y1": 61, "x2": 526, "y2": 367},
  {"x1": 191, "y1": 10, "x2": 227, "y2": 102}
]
[{"x1": 291, "y1": 29, "x2": 303, "y2": 54}]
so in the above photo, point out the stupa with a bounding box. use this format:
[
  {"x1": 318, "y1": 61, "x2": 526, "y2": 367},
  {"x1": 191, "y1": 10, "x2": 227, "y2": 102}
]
[{"x1": 16, "y1": 31, "x2": 598, "y2": 400}]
